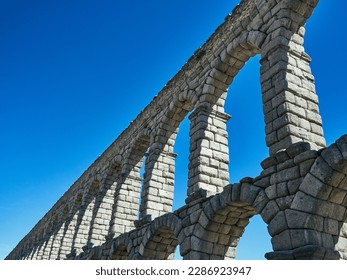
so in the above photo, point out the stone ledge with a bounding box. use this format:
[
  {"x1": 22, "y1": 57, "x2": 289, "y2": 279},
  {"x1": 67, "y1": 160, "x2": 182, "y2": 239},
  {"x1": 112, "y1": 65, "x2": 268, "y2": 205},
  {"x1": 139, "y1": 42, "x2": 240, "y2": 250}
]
[{"x1": 265, "y1": 245, "x2": 340, "y2": 260}]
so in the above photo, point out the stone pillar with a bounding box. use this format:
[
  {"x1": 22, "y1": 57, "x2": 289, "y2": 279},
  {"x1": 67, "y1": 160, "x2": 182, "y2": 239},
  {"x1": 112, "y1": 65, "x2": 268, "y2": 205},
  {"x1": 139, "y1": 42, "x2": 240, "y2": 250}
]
[
  {"x1": 109, "y1": 173, "x2": 142, "y2": 237},
  {"x1": 73, "y1": 201, "x2": 95, "y2": 255},
  {"x1": 49, "y1": 232, "x2": 61, "y2": 259},
  {"x1": 139, "y1": 150, "x2": 176, "y2": 221},
  {"x1": 86, "y1": 179, "x2": 116, "y2": 246},
  {"x1": 187, "y1": 105, "x2": 230, "y2": 198},
  {"x1": 41, "y1": 234, "x2": 54, "y2": 259},
  {"x1": 260, "y1": 26, "x2": 326, "y2": 155},
  {"x1": 27, "y1": 245, "x2": 38, "y2": 260},
  {"x1": 36, "y1": 235, "x2": 47, "y2": 260},
  {"x1": 57, "y1": 205, "x2": 80, "y2": 259}
]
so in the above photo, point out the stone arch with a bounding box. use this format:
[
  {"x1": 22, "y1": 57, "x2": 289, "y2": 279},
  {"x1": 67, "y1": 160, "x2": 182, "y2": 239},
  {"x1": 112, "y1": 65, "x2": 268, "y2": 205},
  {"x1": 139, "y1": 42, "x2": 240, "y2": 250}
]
[
  {"x1": 139, "y1": 213, "x2": 182, "y2": 260},
  {"x1": 71, "y1": 180, "x2": 101, "y2": 254},
  {"x1": 159, "y1": 89, "x2": 196, "y2": 150},
  {"x1": 105, "y1": 157, "x2": 123, "y2": 192},
  {"x1": 51, "y1": 204, "x2": 68, "y2": 259},
  {"x1": 25, "y1": 239, "x2": 34, "y2": 260},
  {"x1": 59, "y1": 191, "x2": 83, "y2": 258},
  {"x1": 34, "y1": 216, "x2": 50, "y2": 259},
  {"x1": 88, "y1": 158, "x2": 122, "y2": 244},
  {"x1": 6, "y1": 0, "x2": 336, "y2": 261},
  {"x1": 191, "y1": 30, "x2": 265, "y2": 119},
  {"x1": 107, "y1": 156, "x2": 123, "y2": 175},
  {"x1": 183, "y1": 183, "x2": 272, "y2": 260},
  {"x1": 38, "y1": 215, "x2": 56, "y2": 259},
  {"x1": 207, "y1": 30, "x2": 265, "y2": 103},
  {"x1": 109, "y1": 133, "x2": 151, "y2": 237},
  {"x1": 38, "y1": 219, "x2": 54, "y2": 260},
  {"x1": 183, "y1": 35, "x2": 264, "y2": 199},
  {"x1": 31, "y1": 228, "x2": 45, "y2": 259},
  {"x1": 87, "y1": 176, "x2": 113, "y2": 246},
  {"x1": 46, "y1": 213, "x2": 62, "y2": 259},
  {"x1": 138, "y1": 95, "x2": 197, "y2": 221},
  {"x1": 27, "y1": 233, "x2": 39, "y2": 260}
]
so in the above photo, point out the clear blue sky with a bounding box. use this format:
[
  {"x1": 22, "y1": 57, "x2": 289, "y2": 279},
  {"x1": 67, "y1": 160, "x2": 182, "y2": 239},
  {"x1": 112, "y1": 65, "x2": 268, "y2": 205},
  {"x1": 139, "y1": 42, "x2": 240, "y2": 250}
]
[{"x1": 0, "y1": 0, "x2": 346, "y2": 260}]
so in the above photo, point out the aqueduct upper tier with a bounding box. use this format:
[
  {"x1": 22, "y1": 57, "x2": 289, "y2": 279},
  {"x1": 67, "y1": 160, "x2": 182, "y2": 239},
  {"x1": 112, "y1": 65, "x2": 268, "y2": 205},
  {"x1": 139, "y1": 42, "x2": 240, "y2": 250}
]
[{"x1": 6, "y1": 0, "x2": 347, "y2": 260}]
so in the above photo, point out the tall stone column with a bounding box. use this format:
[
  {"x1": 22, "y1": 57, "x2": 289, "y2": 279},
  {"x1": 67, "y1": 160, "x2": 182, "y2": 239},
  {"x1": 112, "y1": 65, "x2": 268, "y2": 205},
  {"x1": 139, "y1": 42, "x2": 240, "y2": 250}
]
[
  {"x1": 260, "y1": 26, "x2": 326, "y2": 155},
  {"x1": 72, "y1": 201, "x2": 95, "y2": 255},
  {"x1": 187, "y1": 105, "x2": 230, "y2": 199},
  {"x1": 139, "y1": 150, "x2": 176, "y2": 222},
  {"x1": 86, "y1": 178, "x2": 118, "y2": 246},
  {"x1": 57, "y1": 199, "x2": 81, "y2": 259},
  {"x1": 109, "y1": 173, "x2": 142, "y2": 237},
  {"x1": 41, "y1": 234, "x2": 54, "y2": 259},
  {"x1": 50, "y1": 229, "x2": 63, "y2": 259}
]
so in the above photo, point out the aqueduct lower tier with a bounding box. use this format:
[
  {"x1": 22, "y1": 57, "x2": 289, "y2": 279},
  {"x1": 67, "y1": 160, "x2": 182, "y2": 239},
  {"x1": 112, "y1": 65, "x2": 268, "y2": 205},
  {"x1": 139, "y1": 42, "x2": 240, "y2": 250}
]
[{"x1": 6, "y1": 0, "x2": 347, "y2": 260}]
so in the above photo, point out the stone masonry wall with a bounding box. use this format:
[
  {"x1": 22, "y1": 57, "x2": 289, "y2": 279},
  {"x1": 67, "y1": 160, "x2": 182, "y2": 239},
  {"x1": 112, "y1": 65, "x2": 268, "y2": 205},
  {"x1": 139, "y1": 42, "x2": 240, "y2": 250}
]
[{"x1": 6, "y1": 0, "x2": 347, "y2": 260}]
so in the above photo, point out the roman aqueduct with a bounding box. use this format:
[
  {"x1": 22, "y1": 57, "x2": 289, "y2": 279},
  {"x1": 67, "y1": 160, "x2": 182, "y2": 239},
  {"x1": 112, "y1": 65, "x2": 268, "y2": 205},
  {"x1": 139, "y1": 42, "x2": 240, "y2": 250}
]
[{"x1": 6, "y1": 0, "x2": 347, "y2": 260}]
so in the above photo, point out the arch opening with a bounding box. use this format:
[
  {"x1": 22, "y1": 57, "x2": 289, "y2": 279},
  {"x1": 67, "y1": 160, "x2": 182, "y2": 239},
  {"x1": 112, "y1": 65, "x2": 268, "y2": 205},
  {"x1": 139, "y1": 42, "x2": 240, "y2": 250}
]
[
  {"x1": 192, "y1": 185, "x2": 272, "y2": 260},
  {"x1": 109, "y1": 135, "x2": 150, "y2": 236},
  {"x1": 225, "y1": 54, "x2": 267, "y2": 183},
  {"x1": 139, "y1": 100, "x2": 194, "y2": 220},
  {"x1": 200, "y1": 202, "x2": 258, "y2": 260},
  {"x1": 172, "y1": 112, "x2": 190, "y2": 211},
  {"x1": 236, "y1": 215, "x2": 272, "y2": 260}
]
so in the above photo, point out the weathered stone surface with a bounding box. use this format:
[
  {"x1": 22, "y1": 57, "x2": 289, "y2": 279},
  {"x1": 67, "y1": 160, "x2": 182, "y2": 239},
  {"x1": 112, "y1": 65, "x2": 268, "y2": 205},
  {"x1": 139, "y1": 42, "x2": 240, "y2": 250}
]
[
  {"x1": 261, "y1": 200, "x2": 280, "y2": 223},
  {"x1": 287, "y1": 141, "x2": 312, "y2": 158},
  {"x1": 253, "y1": 190, "x2": 269, "y2": 213},
  {"x1": 271, "y1": 230, "x2": 292, "y2": 251},
  {"x1": 321, "y1": 143, "x2": 346, "y2": 174},
  {"x1": 261, "y1": 156, "x2": 278, "y2": 169},
  {"x1": 299, "y1": 173, "x2": 332, "y2": 200},
  {"x1": 268, "y1": 211, "x2": 287, "y2": 236},
  {"x1": 285, "y1": 209, "x2": 323, "y2": 231},
  {"x1": 323, "y1": 218, "x2": 339, "y2": 236},
  {"x1": 7, "y1": 0, "x2": 346, "y2": 262},
  {"x1": 336, "y1": 134, "x2": 347, "y2": 158}
]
